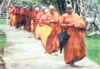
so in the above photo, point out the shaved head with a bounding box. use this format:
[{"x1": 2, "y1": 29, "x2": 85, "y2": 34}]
[
  {"x1": 49, "y1": 5, "x2": 54, "y2": 14},
  {"x1": 44, "y1": 9, "x2": 49, "y2": 13},
  {"x1": 66, "y1": 4, "x2": 73, "y2": 14},
  {"x1": 42, "y1": 6, "x2": 46, "y2": 12},
  {"x1": 42, "y1": 6, "x2": 46, "y2": 10},
  {"x1": 49, "y1": 5, "x2": 54, "y2": 10},
  {"x1": 35, "y1": 7, "x2": 39, "y2": 11},
  {"x1": 66, "y1": 4, "x2": 72, "y2": 8}
]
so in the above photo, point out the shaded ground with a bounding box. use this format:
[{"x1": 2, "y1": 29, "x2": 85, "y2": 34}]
[{"x1": 0, "y1": 25, "x2": 100, "y2": 69}]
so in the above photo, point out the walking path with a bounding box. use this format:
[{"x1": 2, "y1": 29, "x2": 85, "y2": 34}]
[{"x1": 0, "y1": 25, "x2": 100, "y2": 69}]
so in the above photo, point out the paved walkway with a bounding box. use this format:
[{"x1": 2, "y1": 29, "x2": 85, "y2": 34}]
[{"x1": 0, "y1": 25, "x2": 100, "y2": 69}]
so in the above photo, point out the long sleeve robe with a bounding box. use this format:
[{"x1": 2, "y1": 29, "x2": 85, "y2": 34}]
[{"x1": 60, "y1": 13, "x2": 86, "y2": 64}]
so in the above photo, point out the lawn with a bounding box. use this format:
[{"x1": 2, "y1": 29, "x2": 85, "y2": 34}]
[
  {"x1": 0, "y1": 30, "x2": 6, "y2": 50},
  {"x1": 0, "y1": 19, "x2": 9, "y2": 25},
  {"x1": 85, "y1": 35, "x2": 100, "y2": 65},
  {"x1": 0, "y1": 29, "x2": 3, "y2": 33}
]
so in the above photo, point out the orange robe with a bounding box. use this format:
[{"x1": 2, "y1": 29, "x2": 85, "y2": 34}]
[
  {"x1": 26, "y1": 10, "x2": 33, "y2": 31},
  {"x1": 38, "y1": 14, "x2": 52, "y2": 50},
  {"x1": 13, "y1": 8, "x2": 17, "y2": 27},
  {"x1": 35, "y1": 12, "x2": 45, "y2": 39},
  {"x1": 60, "y1": 13, "x2": 86, "y2": 64},
  {"x1": 21, "y1": 10, "x2": 26, "y2": 30},
  {"x1": 15, "y1": 9, "x2": 22, "y2": 28},
  {"x1": 44, "y1": 12, "x2": 61, "y2": 54},
  {"x1": 31, "y1": 10, "x2": 36, "y2": 32},
  {"x1": 32, "y1": 11, "x2": 40, "y2": 35},
  {"x1": 9, "y1": 8, "x2": 14, "y2": 26}
]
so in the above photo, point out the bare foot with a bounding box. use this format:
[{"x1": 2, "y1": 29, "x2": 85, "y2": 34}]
[
  {"x1": 67, "y1": 65, "x2": 71, "y2": 67},
  {"x1": 71, "y1": 63, "x2": 80, "y2": 67},
  {"x1": 54, "y1": 53, "x2": 58, "y2": 56},
  {"x1": 44, "y1": 51, "x2": 47, "y2": 53}
]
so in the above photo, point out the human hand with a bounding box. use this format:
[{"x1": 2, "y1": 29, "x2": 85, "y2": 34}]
[{"x1": 68, "y1": 23, "x2": 74, "y2": 27}]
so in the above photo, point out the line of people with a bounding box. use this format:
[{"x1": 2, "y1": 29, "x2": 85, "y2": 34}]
[{"x1": 9, "y1": 4, "x2": 86, "y2": 67}]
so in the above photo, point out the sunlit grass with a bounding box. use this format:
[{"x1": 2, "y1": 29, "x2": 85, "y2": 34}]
[
  {"x1": 0, "y1": 20, "x2": 9, "y2": 25},
  {"x1": 86, "y1": 35, "x2": 100, "y2": 64}
]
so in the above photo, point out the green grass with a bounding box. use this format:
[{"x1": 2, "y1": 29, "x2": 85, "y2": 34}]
[
  {"x1": 86, "y1": 35, "x2": 100, "y2": 65},
  {"x1": 0, "y1": 29, "x2": 3, "y2": 33},
  {"x1": 0, "y1": 30, "x2": 6, "y2": 50},
  {"x1": 0, "y1": 20, "x2": 9, "y2": 25}
]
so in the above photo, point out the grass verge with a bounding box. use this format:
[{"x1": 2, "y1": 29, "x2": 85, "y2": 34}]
[
  {"x1": 86, "y1": 35, "x2": 100, "y2": 65},
  {"x1": 0, "y1": 19, "x2": 9, "y2": 25},
  {"x1": 0, "y1": 29, "x2": 6, "y2": 69}
]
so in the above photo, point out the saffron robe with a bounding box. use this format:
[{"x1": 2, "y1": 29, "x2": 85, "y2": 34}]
[
  {"x1": 60, "y1": 13, "x2": 86, "y2": 64},
  {"x1": 9, "y1": 8, "x2": 14, "y2": 26},
  {"x1": 44, "y1": 12, "x2": 61, "y2": 54}
]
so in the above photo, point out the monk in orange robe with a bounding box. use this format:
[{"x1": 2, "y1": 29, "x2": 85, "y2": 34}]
[
  {"x1": 36, "y1": 7, "x2": 46, "y2": 22},
  {"x1": 44, "y1": 6, "x2": 61, "y2": 56},
  {"x1": 9, "y1": 6, "x2": 14, "y2": 26},
  {"x1": 15, "y1": 6, "x2": 22, "y2": 29},
  {"x1": 60, "y1": 4, "x2": 86, "y2": 67},
  {"x1": 13, "y1": 5, "x2": 18, "y2": 28},
  {"x1": 21, "y1": 7, "x2": 27, "y2": 30},
  {"x1": 30, "y1": 8, "x2": 36, "y2": 32},
  {"x1": 32, "y1": 7, "x2": 40, "y2": 35},
  {"x1": 26, "y1": 6, "x2": 33, "y2": 32},
  {"x1": 35, "y1": 6, "x2": 46, "y2": 39},
  {"x1": 37, "y1": 9, "x2": 53, "y2": 53}
]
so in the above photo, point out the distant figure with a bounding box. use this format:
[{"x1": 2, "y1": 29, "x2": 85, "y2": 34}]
[
  {"x1": 32, "y1": 7, "x2": 40, "y2": 35},
  {"x1": 60, "y1": 4, "x2": 86, "y2": 67},
  {"x1": 9, "y1": 6, "x2": 14, "y2": 26},
  {"x1": 21, "y1": 7, "x2": 27, "y2": 30},
  {"x1": 35, "y1": 6, "x2": 46, "y2": 39},
  {"x1": 15, "y1": 6, "x2": 22, "y2": 28},
  {"x1": 26, "y1": 6, "x2": 33, "y2": 32}
]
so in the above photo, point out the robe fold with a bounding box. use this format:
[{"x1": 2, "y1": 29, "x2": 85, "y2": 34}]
[{"x1": 60, "y1": 13, "x2": 86, "y2": 64}]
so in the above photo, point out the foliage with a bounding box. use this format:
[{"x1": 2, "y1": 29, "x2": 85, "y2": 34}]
[{"x1": 86, "y1": 35, "x2": 100, "y2": 64}]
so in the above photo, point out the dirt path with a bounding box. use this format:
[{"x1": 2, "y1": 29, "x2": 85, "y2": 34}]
[{"x1": 0, "y1": 25, "x2": 100, "y2": 69}]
